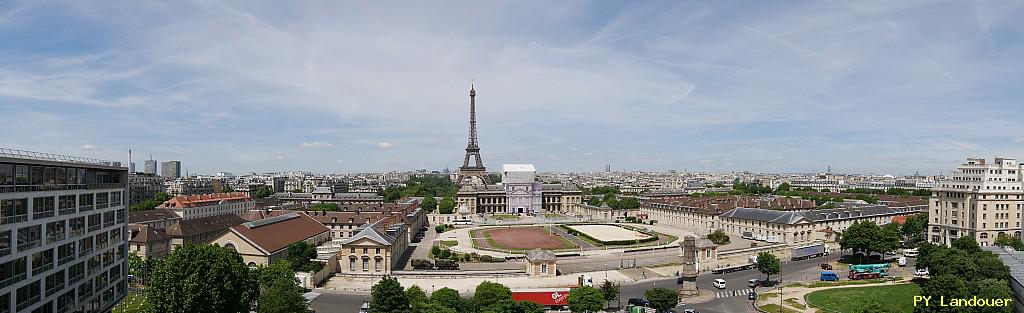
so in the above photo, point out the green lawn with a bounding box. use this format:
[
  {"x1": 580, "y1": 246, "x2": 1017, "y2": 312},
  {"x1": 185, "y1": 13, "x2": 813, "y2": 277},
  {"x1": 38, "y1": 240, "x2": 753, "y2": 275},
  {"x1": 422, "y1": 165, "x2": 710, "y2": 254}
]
[
  {"x1": 543, "y1": 213, "x2": 563, "y2": 218},
  {"x1": 805, "y1": 283, "x2": 921, "y2": 313},
  {"x1": 758, "y1": 304, "x2": 801, "y2": 313},
  {"x1": 784, "y1": 298, "x2": 806, "y2": 309},
  {"x1": 112, "y1": 292, "x2": 147, "y2": 313}
]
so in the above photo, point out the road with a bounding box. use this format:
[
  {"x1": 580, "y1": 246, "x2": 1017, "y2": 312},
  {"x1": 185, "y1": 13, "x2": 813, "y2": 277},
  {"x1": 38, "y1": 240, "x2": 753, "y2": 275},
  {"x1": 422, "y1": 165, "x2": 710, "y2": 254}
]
[{"x1": 310, "y1": 251, "x2": 914, "y2": 312}]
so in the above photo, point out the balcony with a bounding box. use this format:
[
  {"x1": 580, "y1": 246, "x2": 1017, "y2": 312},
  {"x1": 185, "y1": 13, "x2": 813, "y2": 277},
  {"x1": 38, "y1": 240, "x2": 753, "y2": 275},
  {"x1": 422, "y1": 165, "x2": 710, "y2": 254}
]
[
  {"x1": 103, "y1": 220, "x2": 115, "y2": 228},
  {"x1": 59, "y1": 207, "x2": 76, "y2": 215},
  {"x1": 33, "y1": 211, "x2": 55, "y2": 220},
  {"x1": 17, "y1": 239, "x2": 39, "y2": 251},
  {"x1": 68, "y1": 272, "x2": 83, "y2": 284},
  {"x1": 78, "y1": 205, "x2": 94, "y2": 212},
  {"x1": 70, "y1": 228, "x2": 85, "y2": 238},
  {"x1": 0, "y1": 246, "x2": 9, "y2": 257},
  {"x1": 88, "y1": 224, "x2": 100, "y2": 232},
  {"x1": 46, "y1": 283, "x2": 64, "y2": 297},
  {"x1": 79, "y1": 247, "x2": 92, "y2": 258},
  {"x1": 96, "y1": 202, "x2": 109, "y2": 210}
]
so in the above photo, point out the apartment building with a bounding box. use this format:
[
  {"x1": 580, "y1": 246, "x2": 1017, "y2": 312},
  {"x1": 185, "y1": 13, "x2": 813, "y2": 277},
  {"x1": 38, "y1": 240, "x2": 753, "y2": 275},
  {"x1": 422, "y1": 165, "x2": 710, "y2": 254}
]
[
  {"x1": 929, "y1": 157, "x2": 1024, "y2": 246},
  {"x1": 156, "y1": 192, "x2": 254, "y2": 220},
  {"x1": 164, "y1": 177, "x2": 214, "y2": 196},
  {"x1": 0, "y1": 149, "x2": 129, "y2": 313},
  {"x1": 127, "y1": 173, "x2": 164, "y2": 206}
]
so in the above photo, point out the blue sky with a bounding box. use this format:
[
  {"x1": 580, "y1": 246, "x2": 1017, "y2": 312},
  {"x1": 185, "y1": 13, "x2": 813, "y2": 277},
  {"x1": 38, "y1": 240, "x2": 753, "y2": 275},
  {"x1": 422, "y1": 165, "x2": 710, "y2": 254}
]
[{"x1": 1, "y1": 1, "x2": 1023, "y2": 175}]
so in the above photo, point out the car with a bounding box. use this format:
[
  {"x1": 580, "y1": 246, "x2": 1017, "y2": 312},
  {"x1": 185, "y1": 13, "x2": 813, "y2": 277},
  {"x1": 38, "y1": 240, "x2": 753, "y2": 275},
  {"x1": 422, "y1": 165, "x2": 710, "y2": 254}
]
[
  {"x1": 898, "y1": 256, "x2": 907, "y2": 267},
  {"x1": 684, "y1": 309, "x2": 699, "y2": 313},
  {"x1": 713, "y1": 278, "x2": 727, "y2": 289},
  {"x1": 748, "y1": 291, "x2": 757, "y2": 300},
  {"x1": 820, "y1": 263, "x2": 833, "y2": 270},
  {"x1": 747, "y1": 279, "x2": 760, "y2": 288},
  {"x1": 359, "y1": 302, "x2": 369, "y2": 313},
  {"x1": 627, "y1": 298, "x2": 650, "y2": 307},
  {"x1": 914, "y1": 268, "x2": 929, "y2": 277}
]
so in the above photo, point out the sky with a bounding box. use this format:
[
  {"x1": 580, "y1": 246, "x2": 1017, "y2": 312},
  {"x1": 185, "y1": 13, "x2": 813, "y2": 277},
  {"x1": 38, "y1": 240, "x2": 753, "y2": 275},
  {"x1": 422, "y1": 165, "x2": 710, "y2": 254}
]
[{"x1": 1, "y1": 1, "x2": 1023, "y2": 175}]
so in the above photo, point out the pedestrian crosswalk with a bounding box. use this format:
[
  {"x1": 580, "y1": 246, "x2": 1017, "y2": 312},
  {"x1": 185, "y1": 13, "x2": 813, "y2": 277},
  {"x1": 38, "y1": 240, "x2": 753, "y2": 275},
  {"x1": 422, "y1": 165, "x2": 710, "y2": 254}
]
[{"x1": 714, "y1": 288, "x2": 754, "y2": 298}]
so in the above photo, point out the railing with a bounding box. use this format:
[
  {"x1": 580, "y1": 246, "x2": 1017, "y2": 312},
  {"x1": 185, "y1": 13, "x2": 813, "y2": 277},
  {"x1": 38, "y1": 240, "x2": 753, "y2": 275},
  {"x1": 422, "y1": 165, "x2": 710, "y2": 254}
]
[
  {"x1": 45, "y1": 283, "x2": 64, "y2": 296},
  {"x1": 16, "y1": 295, "x2": 40, "y2": 311},
  {"x1": 58, "y1": 254, "x2": 74, "y2": 265},
  {"x1": 96, "y1": 202, "x2": 109, "y2": 210},
  {"x1": 88, "y1": 224, "x2": 100, "y2": 232},
  {"x1": 17, "y1": 240, "x2": 39, "y2": 251},
  {"x1": 103, "y1": 220, "x2": 115, "y2": 228},
  {"x1": 33, "y1": 211, "x2": 55, "y2": 220},
  {"x1": 46, "y1": 233, "x2": 64, "y2": 244},
  {"x1": 0, "y1": 246, "x2": 9, "y2": 257},
  {"x1": 78, "y1": 205, "x2": 94, "y2": 212},
  {"x1": 1, "y1": 215, "x2": 27, "y2": 225},
  {"x1": 32, "y1": 263, "x2": 53, "y2": 275},
  {"x1": 68, "y1": 271, "x2": 83, "y2": 284},
  {"x1": 59, "y1": 207, "x2": 76, "y2": 215},
  {"x1": 0, "y1": 272, "x2": 25, "y2": 288},
  {"x1": 70, "y1": 228, "x2": 85, "y2": 238},
  {"x1": 79, "y1": 247, "x2": 92, "y2": 257},
  {"x1": 0, "y1": 148, "x2": 126, "y2": 167}
]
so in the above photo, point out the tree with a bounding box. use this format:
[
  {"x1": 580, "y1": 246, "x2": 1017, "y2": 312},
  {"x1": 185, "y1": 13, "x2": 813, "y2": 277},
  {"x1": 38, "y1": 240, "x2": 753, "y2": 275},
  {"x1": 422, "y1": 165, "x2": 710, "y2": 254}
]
[
  {"x1": 255, "y1": 262, "x2": 308, "y2": 313},
  {"x1": 971, "y1": 279, "x2": 1014, "y2": 313},
  {"x1": 413, "y1": 301, "x2": 457, "y2": 313},
  {"x1": 951, "y1": 236, "x2": 983, "y2": 254},
  {"x1": 598, "y1": 280, "x2": 621, "y2": 309},
  {"x1": 644, "y1": 288, "x2": 679, "y2": 313},
  {"x1": 901, "y1": 214, "x2": 929, "y2": 241},
  {"x1": 586, "y1": 197, "x2": 602, "y2": 206},
  {"x1": 706, "y1": 229, "x2": 730, "y2": 244},
  {"x1": 776, "y1": 182, "x2": 792, "y2": 192},
  {"x1": 874, "y1": 222, "x2": 902, "y2": 257},
  {"x1": 473, "y1": 281, "x2": 512, "y2": 309},
  {"x1": 255, "y1": 186, "x2": 274, "y2": 199},
  {"x1": 567, "y1": 286, "x2": 604, "y2": 313},
  {"x1": 406, "y1": 285, "x2": 428, "y2": 307},
  {"x1": 422, "y1": 196, "x2": 437, "y2": 213},
  {"x1": 286, "y1": 242, "x2": 322, "y2": 272},
  {"x1": 438, "y1": 196, "x2": 456, "y2": 214},
  {"x1": 429, "y1": 288, "x2": 462, "y2": 309},
  {"x1": 994, "y1": 233, "x2": 1024, "y2": 250},
  {"x1": 221, "y1": 185, "x2": 235, "y2": 193},
  {"x1": 130, "y1": 192, "x2": 173, "y2": 212},
  {"x1": 915, "y1": 275, "x2": 969, "y2": 313},
  {"x1": 146, "y1": 244, "x2": 252, "y2": 313},
  {"x1": 756, "y1": 252, "x2": 781, "y2": 283},
  {"x1": 370, "y1": 276, "x2": 409, "y2": 313},
  {"x1": 840, "y1": 220, "x2": 881, "y2": 263}
]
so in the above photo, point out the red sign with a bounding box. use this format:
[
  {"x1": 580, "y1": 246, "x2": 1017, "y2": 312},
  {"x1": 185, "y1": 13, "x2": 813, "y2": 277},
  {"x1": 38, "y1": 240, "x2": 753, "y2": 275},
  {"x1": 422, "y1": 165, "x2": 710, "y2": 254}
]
[{"x1": 512, "y1": 290, "x2": 570, "y2": 306}]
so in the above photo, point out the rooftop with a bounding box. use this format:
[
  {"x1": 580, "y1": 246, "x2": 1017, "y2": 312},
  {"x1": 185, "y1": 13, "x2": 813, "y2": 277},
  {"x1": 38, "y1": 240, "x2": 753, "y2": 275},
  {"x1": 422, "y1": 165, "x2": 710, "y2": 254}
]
[{"x1": 0, "y1": 147, "x2": 126, "y2": 169}]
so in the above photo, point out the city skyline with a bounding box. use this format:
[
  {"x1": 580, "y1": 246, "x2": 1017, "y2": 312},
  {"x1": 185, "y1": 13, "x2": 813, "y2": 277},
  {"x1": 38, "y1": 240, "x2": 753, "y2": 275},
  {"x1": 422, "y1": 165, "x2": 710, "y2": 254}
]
[{"x1": 2, "y1": 1, "x2": 1023, "y2": 174}]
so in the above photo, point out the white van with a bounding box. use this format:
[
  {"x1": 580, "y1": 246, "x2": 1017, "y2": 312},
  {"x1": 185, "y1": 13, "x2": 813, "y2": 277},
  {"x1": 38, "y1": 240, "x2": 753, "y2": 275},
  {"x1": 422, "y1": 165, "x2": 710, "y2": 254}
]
[
  {"x1": 903, "y1": 248, "x2": 918, "y2": 258},
  {"x1": 755, "y1": 234, "x2": 766, "y2": 241},
  {"x1": 452, "y1": 219, "x2": 474, "y2": 226},
  {"x1": 898, "y1": 256, "x2": 907, "y2": 267},
  {"x1": 766, "y1": 236, "x2": 779, "y2": 243},
  {"x1": 713, "y1": 279, "x2": 727, "y2": 289}
]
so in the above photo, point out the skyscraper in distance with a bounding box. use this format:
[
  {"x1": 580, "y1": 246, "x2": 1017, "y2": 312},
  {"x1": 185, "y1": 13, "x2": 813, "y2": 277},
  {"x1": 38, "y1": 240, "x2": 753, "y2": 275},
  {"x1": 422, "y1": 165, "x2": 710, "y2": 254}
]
[{"x1": 160, "y1": 161, "x2": 181, "y2": 178}]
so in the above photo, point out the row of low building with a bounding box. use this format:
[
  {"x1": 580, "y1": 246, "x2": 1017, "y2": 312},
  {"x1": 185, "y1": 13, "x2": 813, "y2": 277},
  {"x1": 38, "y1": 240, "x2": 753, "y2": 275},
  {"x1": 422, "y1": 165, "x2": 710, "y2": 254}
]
[{"x1": 126, "y1": 192, "x2": 426, "y2": 276}]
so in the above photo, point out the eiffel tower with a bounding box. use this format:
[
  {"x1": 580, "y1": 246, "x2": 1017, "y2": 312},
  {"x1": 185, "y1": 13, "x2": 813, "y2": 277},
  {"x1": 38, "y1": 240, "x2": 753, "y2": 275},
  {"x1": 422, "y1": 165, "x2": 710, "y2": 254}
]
[{"x1": 458, "y1": 85, "x2": 489, "y2": 187}]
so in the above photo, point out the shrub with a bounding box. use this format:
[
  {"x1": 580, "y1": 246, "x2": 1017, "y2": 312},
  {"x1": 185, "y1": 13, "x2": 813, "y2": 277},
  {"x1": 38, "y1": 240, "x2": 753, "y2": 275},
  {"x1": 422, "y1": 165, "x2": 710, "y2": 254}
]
[{"x1": 480, "y1": 255, "x2": 493, "y2": 262}]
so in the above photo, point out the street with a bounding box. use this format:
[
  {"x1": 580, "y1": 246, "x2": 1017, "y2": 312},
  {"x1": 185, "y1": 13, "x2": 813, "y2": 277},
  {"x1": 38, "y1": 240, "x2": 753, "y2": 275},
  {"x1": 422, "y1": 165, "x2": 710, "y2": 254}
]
[{"x1": 310, "y1": 252, "x2": 883, "y2": 312}]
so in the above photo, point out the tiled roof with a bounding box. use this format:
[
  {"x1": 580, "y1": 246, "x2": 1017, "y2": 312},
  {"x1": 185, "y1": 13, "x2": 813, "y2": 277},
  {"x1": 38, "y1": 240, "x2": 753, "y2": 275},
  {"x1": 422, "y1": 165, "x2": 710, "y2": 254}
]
[
  {"x1": 719, "y1": 208, "x2": 809, "y2": 225},
  {"x1": 647, "y1": 195, "x2": 817, "y2": 214},
  {"x1": 165, "y1": 214, "x2": 247, "y2": 237},
  {"x1": 231, "y1": 212, "x2": 329, "y2": 254},
  {"x1": 128, "y1": 224, "x2": 170, "y2": 243},
  {"x1": 341, "y1": 221, "x2": 395, "y2": 245},
  {"x1": 159, "y1": 192, "x2": 252, "y2": 208},
  {"x1": 526, "y1": 249, "x2": 557, "y2": 261},
  {"x1": 129, "y1": 208, "x2": 179, "y2": 224}
]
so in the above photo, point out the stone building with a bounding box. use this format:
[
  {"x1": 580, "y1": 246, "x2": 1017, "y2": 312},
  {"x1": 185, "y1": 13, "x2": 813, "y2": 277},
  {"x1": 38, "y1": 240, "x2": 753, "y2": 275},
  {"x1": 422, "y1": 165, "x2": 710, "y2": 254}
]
[{"x1": 526, "y1": 249, "x2": 557, "y2": 277}]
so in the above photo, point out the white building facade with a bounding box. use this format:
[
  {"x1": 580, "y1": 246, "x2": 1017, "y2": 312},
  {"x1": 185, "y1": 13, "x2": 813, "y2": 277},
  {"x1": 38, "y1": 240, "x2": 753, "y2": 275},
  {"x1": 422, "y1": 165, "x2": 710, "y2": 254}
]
[
  {"x1": 929, "y1": 157, "x2": 1024, "y2": 246},
  {"x1": 502, "y1": 164, "x2": 543, "y2": 214}
]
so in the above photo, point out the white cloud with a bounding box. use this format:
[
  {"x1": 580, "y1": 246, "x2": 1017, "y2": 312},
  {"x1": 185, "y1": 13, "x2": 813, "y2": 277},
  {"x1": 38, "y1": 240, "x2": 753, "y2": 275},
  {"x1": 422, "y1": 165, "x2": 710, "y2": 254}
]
[
  {"x1": 377, "y1": 142, "x2": 395, "y2": 149},
  {"x1": 274, "y1": 156, "x2": 284, "y2": 160},
  {"x1": 80, "y1": 144, "x2": 99, "y2": 150},
  {"x1": 299, "y1": 141, "x2": 334, "y2": 149}
]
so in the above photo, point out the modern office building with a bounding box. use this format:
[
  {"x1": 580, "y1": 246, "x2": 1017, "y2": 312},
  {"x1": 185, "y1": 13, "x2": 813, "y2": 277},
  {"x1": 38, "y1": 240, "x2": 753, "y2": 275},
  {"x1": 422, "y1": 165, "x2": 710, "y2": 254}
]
[
  {"x1": 929, "y1": 157, "x2": 1024, "y2": 246},
  {"x1": 143, "y1": 160, "x2": 157, "y2": 176},
  {"x1": 0, "y1": 148, "x2": 129, "y2": 313},
  {"x1": 159, "y1": 161, "x2": 180, "y2": 179}
]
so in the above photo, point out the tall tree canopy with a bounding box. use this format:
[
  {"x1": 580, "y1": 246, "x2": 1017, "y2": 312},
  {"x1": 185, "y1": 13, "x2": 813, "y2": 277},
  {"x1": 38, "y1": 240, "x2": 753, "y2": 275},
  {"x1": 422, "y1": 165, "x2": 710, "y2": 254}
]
[
  {"x1": 146, "y1": 244, "x2": 252, "y2": 313},
  {"x1": 370, "y1": 276, "x2": 409, "y2": 313}
]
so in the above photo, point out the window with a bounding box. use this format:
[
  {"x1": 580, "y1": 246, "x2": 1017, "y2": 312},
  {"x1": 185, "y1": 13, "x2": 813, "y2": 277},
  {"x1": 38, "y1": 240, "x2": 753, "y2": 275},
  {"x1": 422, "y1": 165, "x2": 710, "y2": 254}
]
[
  {"x1": 57, "y1": 243, "x2": 75, "y2": 265},
  {"x1": 95, "y1": 193, "x2": 108, "y2": 209},
  {"x1": 375, "y1": 258, "x2": 382, "y2": 272},
  {"x1": 362, "y1": 258, "x2": 369, "y2": 271},
  {"x1": 78, "y1": 194, "x2": 93, "y2": 212},
  {"x1": 541, "y1": 263, "x2": 547, "y2": 274},
  {"x1": 349, "y1": 258, "x2": 356, "y2": 271},
  {"x1": 32, "y1": 249, "x2": 54, "y2": 275},
  {"x1": 69, "y1": 217, "x2": 85, "y2": 237},
  {"x1": 0, "y1": 163, "x2": 12, "y2": 191},
  {"x1": 1, "y1": 199, "x2": 28, "y2": 224},
  {"x1": 58, "y1": 196, "x2": 76, "y2": 216},
  {"x1": 0, "y1": 230, "x2": 9, "y2": 257},
  {"x1": 17, "y1": 225, "x2": 41, "y2": 251},
  {"x1": 375, "y1": 248, "x2": 380, "y2": 255},
  {"x1": 0, "y1": 257, "x2": 27, "y2": 289},
  {"x1": 46, "y1": 221, "x2": 65, "y2": 244},
  {"x1": 16, "y1": 279, "x2": 40, "y2": 311},
  {"x1": 78, "y1": 237, "x2": 92, "y2": 257},
  {"x1": 45, "y1": 270, "x2": 65, "y2": 296},
  {"x1": 87, "y1": 214, "x2": 101, "y2": 232}
]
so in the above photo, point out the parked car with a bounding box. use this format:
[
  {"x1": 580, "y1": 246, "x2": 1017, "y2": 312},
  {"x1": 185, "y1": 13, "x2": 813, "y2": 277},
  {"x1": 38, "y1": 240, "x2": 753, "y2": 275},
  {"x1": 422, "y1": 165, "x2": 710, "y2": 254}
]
[
  {"x1": 747, "y1": 279, "x2": 760, "y2": 288},
  {"x1": 748, "y1": 291, "x2": 757, "y2": 300},
  {"x1": 898, "y1": 256, "x2": 907, "y2": 267},
  {"x1": 628, "y1": 298, "x2": 650, "y2": 307},
  {"x1": 684, "y1": 309, "x2": 699, "y2": 313},
  {"x1": 359, "y1": 302, "x2": 369, "y2": 313},
  {"x1": 820, "y1": 263, "x2": 833, "y2": 270}
]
